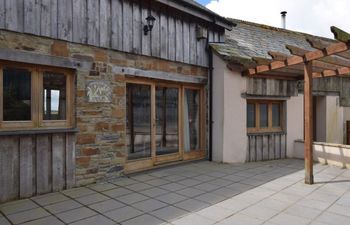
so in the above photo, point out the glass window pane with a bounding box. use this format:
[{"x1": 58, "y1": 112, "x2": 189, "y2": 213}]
[
  {"x1": 43, "y1": 73, "x2": 66, "y2": 120},
  {"x1": 156, "y1": 87, "x2": 179, "y2": 155},
  {"x1": 184, "y1": 89, "x2": 200, "y2": 152},
  {"x1": 259, "y1": 103, "x2": 268, "y2": 127},
  {"x1": 126, "y1": 84, "x2": 151, "y2": 160},
  {"x1": 247, "y1": 103, "x2": 256, "y2": 128},
  {"x1": 272, "y1": 103, "x2": 281, "y2": 127},
  {"x1": 3, "y1": 68, "x2": 31, "y2": 121}
]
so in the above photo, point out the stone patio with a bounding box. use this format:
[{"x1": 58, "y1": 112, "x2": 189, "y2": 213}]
[{"x1": 1, "y1": 159, "x2": 350, "y2": 225}]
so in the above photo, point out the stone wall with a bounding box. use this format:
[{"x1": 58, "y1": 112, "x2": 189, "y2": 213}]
[{"x1": 0, "y1": 30, "x2": 208, "y2": 186}]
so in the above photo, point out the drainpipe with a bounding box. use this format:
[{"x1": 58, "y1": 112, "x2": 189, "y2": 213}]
[{"x1": 208, "y1": 43, "x2": 214, "y2": 161}]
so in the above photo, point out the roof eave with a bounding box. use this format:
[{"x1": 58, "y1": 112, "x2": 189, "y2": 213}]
[{"x1": 155, "y1": 0, "x2": 233, "y2": 30}]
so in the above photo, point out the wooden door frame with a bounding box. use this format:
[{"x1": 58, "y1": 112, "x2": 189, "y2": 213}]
[{"x1": 124, "y1": 77, "x2": 206, "y2": 173}]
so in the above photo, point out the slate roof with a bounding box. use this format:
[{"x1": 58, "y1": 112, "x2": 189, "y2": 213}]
[{"x1": 210, "y1": 18, "x2": 336, "y2": 67}]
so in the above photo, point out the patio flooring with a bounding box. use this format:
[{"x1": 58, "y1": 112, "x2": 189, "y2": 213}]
[{"x1": 1, "y1": 159, "x2": 350, "y2": 225}]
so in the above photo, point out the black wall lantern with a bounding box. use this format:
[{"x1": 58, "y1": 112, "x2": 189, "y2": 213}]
[{"x1": 144, "y1": 15, "x2": 156, "y2": 35}]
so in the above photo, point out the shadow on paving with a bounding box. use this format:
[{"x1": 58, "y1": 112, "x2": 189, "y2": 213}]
[{"x1": 0, "y1": 159, "x2": 311, "y2": 225}]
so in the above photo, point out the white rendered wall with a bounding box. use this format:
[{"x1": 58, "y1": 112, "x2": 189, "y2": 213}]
[
  {"x1": 286, "y1": 94, "x2": 304, "y2": 158},
  {"x1": 212, "y1": 54, "x2": 225, "y2": 162},
  {"x1": 326, "y1": 96, "x2": 344, "y2": 144},
  {"x1": 212, "y1": 54, "x2": 247, "y2": 163}
]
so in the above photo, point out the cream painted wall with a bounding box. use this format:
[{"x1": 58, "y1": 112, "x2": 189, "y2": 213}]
[
  {"x1": 315, "y1": 96, "x2": 327, "y2": 142},
  {"x1": 212, "y1": 54, "x2": 247, "y2": 163},
  {"x1": 212, "y1": 54, "x2": 225, "y2": 162},
  {"x1": 286, "y1": 94, "x2": 304, "y2": 157},
  {"x1": 326, "y1": 96, "x2": 344, "y2": 144}
]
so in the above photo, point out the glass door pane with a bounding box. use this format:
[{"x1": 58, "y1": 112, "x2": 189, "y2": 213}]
[
  {"x1": 156, "y1": 87, "x2": 179, "y2": 155},
  {"x1": 126, "y1": 83, "x2": 151, "y2": 160},
  {"x1": 184, "y1": 89, "x2": 200, "y2": 152}
]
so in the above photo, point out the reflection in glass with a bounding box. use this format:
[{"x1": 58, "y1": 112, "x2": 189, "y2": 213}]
[
  {"x1": 3, "y1": 68, "x2": 31, "y2": 121},
  {"x1": 156, "y1": 87, "x2": 179, "y2": 155},
  {"x1": 259, "y1": 104, "x2": 268, "y2": 127},
  {"x1": 184, "y1": 89, "x2": 200, "y2": 152},
  {"x1": 272, "y1": 103, "x2": 281, "y2": 127},
  {"x1": 126, "y1": 84, "x2": 151, "y2": 160},
  {"x1": 43, "y1": 73, "x2": 66, "y2": 120},
  {"x1": 247, "y1": 103, "x2": 256, "y2": 128}
]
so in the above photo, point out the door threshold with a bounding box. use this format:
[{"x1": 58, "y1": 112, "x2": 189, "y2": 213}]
[{"x1": 123, "y1": 157, "x2": 207, "y2": 176}]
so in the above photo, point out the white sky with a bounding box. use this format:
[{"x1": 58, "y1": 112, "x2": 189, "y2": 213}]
[{"x1": 205, "y1": 0, "x2": 350, "y2": 38}]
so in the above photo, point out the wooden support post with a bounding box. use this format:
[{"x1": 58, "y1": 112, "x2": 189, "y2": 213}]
[{"x1": 304, "y1": 61, "x2": 314, "y2": 184}]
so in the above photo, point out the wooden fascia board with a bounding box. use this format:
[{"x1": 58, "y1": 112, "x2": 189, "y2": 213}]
[{"x1": 155, "y1": 0, "x2": 233, "y2": 30}]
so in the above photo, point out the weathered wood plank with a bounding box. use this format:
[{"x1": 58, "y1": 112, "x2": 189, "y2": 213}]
[
  {"x1": 100, "y1": 0, "x2": 111, "y2": 48},
  {"x1": 183, "y1": 20, "x2": 190, "y2": 64},
  {"x1": 132, "y1": 0, "x2": 141, "y2": 54},
  {"x1": 262, "y1": 135, "x2": 269, "y2": 160},
  {"x1": 19, "y1": 136, "x2": 35, "y2": 198},
  {"x1": 111, "y1": 0, "x2": 123, "y2": 51},
  {"x1": 86, "y1": 0, "x2": 99, "y2": 46},
  {"x1": 151, "y1": 6, "x2": 160, "y2": 57},
  {"x1": 159, "y1": 9, "x2": 168, "y2": 59},
  {"x1": 123, "y1": 0, "x2": 132, "y2": 52},
  {"x1": 256, "y1": 136, "x2": 262, "y2": 161},
  {"x1": 0, "y1": 136, "x2": 19, "y2": 202},
  {"x1": 24, "y1": 0, "x2": 41, "y2": 35},
  {"x1": 274, "y1": 134, "x2": 281, "y2": 159},
  {"x1": 73, "y1": 0, "x2": 87, "y2": 43},
  {"x1": 189, "y1": 22, "x2": 197, "y2": 65},
  {"x1": 66, "y1": 133, "x2": 75, "y2": 189},
  {"x1": 281, "y1": 134, "x2": 286, "y2": 158},
  {"x1": 175, "y1": 17, "x2": 183, "y2": 62},
  {"x1": 249, "y1": 136, "x2": 256, "y2": 162},
  {"x1": 167, "y1": 14, "x2": 176, "y2": 61},
  {"x1": 41, "y1": 0, "x2": 54, "y2": 37},
  {"x1": 5, "y1": 0, "x2": 24, "y2": 32},
  {"x1": 36, "y1": 134, "x2": 52, "y2": 194},
  {"x1": 269, "y1": 134, "x2": 275, "y2": 160},
  {"x1": 87, "y1": 0, "x2": 100, "y2": 46},
  {"x1": 52, "y1": 134, "x2": 65, "y2": 192},
  {"x1": 0, "y1": 0, "x2": 4, "y2": 28},
  {"x1": 58, "y1": 0, "x2": 73, "y2": 41},
  {"x1": 141, "y1": 2, "x2": 151, "y2": 55}
]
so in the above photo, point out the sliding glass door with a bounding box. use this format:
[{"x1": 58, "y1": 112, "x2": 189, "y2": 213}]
[
  {"x1": 156, "y1": 86, "x2": 179, "y2": 156},
  {"x1": 125, "y1": 80, "x2": 205, "y2": 172}
]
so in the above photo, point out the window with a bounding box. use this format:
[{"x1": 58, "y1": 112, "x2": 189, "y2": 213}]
[
  {"x1": 247, "y1": 100, "x2": 284, "y2": 133},
  {"x1": 0, "y1": 63, "x2": 74, "y2": 130}
]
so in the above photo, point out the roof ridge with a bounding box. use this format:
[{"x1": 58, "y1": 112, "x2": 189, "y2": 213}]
[{"x1": 226, "y1": 18, "x2": 336, "y2": 43}]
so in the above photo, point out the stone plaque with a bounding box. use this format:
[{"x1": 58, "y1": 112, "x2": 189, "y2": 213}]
[{"x1": 87, "y1": 81, "x2": 112, "y2": 103}]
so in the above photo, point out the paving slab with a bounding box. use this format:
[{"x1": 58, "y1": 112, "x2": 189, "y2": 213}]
[
  {"x1": 104, "y1": 206, "x2": 143, "y2": 223},
  {"x1": 69, "y1": 215, "x2": 115, "y2": 225},
  {"x1": 56, "y1": 207, "x2": 97, "y2": 224},
  {"x1": 20, "y1": 216, "x2": 64, "y2": 225},
  {"x1": 6, "y1": 207, "x2": 50, "y2": 224},
  {"x1": 88, "y1": 199, "x2": 125, "y2": 213},
  {"x1": 31, "y1": 193, "x2": 70, "y2": 206},
  {"x1": 44, "y1": 199, "x2": 82, "y2": 214},
  {"x1": 156, "y1": 193, "x2": 188, "y2": 204},
  {"x1": 121, "y1": 214, "x2": 165, "y2": 225},
  {"x1": 0, "y1": 199, "x2": 38, "y2": 215},
  {"x1": 174, "y1": 199, "x2": 210, "y2": 212},
  {"x1": 75, "y1": 193, "x2": 110, "y2": 205},
  {"x1": 131, "y1": 199, "x2": 168, "y2": 212},
  {"x1": 150, "y1": 205, "x2": 188, "y2": 221}
]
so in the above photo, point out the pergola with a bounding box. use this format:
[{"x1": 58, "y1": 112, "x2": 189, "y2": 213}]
[{"x1": 244, "y1": 26, "x2": 350, "y2": 184}]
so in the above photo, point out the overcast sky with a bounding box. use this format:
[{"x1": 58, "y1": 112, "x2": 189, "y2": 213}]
[{"x1": 196, "y1": 0, "x2": 350, "y2": 38}]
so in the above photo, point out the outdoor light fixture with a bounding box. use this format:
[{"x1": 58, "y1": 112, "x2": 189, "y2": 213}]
[{"x1": 144, "y1": 15, "x2": 156, "y2": 35}]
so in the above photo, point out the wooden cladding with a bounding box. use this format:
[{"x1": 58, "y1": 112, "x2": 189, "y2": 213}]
[
  {"x1": 0, "y1": 133, "x2": 75, "y2": 203},
  {"x1": 247, "y1": 133, "x2": 286, "y2": 162},
  {"x1": 0, "y1": 0, "x2": 224, "y2": 67}
]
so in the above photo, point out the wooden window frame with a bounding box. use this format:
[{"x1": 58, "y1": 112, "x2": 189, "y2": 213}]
[
  {"x1": 247, "y1": 100, "x2": 284, "y2": 134},
  {"x1": 0, "y1": 62, "x2": 74, "y2": 130}
]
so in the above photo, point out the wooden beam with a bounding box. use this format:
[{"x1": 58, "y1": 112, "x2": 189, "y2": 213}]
[
  {"x1": 307, "y1": 37, "x2": 350, "y2": 60},
  {"x1": 312, "y1": 66, "x2": 350, "y2": 78},
  {"x1": 304, "y1": 61, "x2": 314, "y2": 185},
  {"x1": 331, "y1": 26, "x2": 350, "y2": 43},
  {"x1": 285, "y1": 45, "x2": 345, "y2": 70}
]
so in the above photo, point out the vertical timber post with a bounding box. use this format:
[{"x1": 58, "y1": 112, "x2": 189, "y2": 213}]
[{"x1": 304, "y1": 61, "x2": 314, "y2": 184}]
